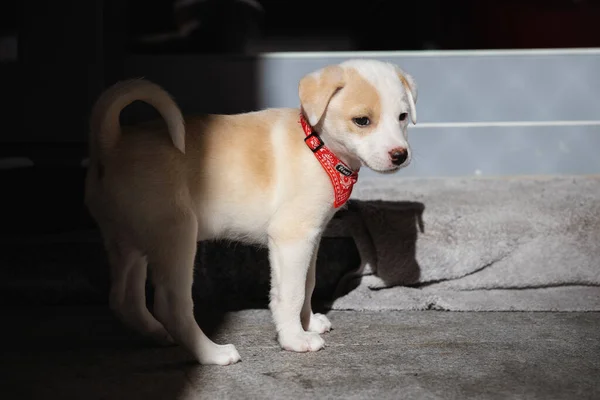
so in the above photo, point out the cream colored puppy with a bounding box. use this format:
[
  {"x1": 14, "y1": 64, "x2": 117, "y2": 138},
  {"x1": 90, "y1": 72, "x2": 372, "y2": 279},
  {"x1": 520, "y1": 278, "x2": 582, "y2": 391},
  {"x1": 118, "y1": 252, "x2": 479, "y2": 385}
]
[{"x1": 85, "y1": 59, "x2": 418, "y2": 365}]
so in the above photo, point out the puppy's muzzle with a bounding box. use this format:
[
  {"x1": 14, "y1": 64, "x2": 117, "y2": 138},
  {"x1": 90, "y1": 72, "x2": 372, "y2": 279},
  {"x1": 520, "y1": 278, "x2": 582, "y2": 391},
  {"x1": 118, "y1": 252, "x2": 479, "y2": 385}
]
[{"x1": 389, "y1": 147, "x2": 408, "y2": 166}]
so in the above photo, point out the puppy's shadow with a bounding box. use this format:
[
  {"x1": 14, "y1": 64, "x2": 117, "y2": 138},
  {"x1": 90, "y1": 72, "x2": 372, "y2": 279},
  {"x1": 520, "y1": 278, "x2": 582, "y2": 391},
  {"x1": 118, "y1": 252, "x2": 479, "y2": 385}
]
[
  {"x1": 316, "y1": 199, "x2": 426, "y2": 312},
  {"x1": 188, "y1": 235, "x2": 361, "y2": 315}
]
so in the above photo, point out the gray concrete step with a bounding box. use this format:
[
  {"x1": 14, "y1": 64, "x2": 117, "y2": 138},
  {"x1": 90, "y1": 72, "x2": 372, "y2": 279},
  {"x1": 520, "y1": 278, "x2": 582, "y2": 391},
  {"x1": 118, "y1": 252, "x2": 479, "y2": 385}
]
[{"x1": 3, "y1": 307, "x2": 599, "y2": 399}]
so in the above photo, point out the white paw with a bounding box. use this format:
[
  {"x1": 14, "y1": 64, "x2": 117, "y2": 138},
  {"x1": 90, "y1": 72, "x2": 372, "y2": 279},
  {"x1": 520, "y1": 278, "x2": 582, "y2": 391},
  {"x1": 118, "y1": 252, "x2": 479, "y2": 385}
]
[
  {"x1": 307, "y1": 313, "x2": 332, "y2": 334},
  {"x1": 199, "y1": 344, "x2": 242, "y2": 366},
  {"x1": 278, "y1": 331, "x2": 325, "y2": 353}
]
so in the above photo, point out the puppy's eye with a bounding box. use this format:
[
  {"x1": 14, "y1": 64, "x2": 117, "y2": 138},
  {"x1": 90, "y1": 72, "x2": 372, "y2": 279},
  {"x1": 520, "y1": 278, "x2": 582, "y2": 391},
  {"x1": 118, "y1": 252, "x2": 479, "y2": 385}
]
[
  {"x1": 353, "y1": 117, "x2": 371, "y2": 127},
  {"x1": 399, "y1": 113, "x2": 408, "y2": 121}
]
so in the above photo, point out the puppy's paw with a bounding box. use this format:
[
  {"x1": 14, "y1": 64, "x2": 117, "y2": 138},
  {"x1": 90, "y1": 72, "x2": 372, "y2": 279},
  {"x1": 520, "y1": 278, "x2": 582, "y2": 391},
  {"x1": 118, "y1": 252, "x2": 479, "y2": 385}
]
[
  {"x1": 278, "y1": 331, "x2": 325, "y2": 353},
  {"x1": 307, "y1": 313, "x2": 332, "y2": 334},
  {"x1": 199, "y1": 343, "x2": 241, "y2": 366}
]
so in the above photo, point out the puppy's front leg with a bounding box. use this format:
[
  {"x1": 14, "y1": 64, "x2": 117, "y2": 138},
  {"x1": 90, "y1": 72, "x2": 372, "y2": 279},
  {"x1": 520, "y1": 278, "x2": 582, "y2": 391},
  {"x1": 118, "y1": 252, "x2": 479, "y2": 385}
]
[
  {"x1": 269, "y1": 235, "x2": 325, "y2": 352},
  {"x1": 301, "y1": 243, "x2": 332, "y2": 334}
]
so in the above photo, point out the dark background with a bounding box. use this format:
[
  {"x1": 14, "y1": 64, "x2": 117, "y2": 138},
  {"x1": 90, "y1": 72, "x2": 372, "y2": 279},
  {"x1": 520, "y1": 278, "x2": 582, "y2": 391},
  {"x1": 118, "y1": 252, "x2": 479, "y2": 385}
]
[
  {"x1": 0, "y1": 0, "x2": 599, "y2": 307},
  {"x1": 4, "y1": 0, "x2": 600, "y2": 149}
]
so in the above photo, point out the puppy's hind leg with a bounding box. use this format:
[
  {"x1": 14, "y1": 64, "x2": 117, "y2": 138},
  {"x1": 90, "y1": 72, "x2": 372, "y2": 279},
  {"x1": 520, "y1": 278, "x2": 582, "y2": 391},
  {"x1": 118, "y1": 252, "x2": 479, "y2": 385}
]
[
  {"x1": 106, "y1": 238, "x2": 173, "y2": 345},
  {"x1": 148, "y1": 215, "x2": 241, "y2": 366}
]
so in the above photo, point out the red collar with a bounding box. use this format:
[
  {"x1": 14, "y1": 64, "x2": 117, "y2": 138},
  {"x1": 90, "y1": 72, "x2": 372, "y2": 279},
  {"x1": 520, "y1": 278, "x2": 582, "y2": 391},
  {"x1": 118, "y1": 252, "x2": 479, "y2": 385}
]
[{"x1": 299, "y1": 114, "x2": 359, "y2": 208}]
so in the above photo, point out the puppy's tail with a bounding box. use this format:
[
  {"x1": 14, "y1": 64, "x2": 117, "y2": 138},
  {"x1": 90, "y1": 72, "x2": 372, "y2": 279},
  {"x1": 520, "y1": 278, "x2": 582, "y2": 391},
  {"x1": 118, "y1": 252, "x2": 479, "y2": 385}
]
[{"x1": 89, "y1": 78, "x2": 186, "y2": 159}]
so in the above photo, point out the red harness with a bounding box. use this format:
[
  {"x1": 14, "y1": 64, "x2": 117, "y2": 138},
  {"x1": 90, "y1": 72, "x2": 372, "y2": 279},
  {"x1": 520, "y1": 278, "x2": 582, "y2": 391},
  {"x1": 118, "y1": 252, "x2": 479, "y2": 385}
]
[{"x1": 299, "y1": 114, "x2": 359, "y2": 208}]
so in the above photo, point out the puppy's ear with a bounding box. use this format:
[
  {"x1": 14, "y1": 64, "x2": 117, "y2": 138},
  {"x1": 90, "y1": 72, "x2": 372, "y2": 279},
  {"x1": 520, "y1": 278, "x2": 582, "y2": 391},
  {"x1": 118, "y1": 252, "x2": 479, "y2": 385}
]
[
  {"x1": 395, "y1": 67, "x2": 418, "y2": 125},
  {"x1": 299, "y1": 65, "x2": 345, "y2": 126}
]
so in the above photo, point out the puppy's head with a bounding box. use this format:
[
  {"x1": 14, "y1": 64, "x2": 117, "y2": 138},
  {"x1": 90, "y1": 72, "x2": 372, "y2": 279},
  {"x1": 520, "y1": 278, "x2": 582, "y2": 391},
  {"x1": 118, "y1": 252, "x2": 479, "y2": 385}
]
[{"x1": 299, "y1": 59, "x2": 418, "y2": 172}]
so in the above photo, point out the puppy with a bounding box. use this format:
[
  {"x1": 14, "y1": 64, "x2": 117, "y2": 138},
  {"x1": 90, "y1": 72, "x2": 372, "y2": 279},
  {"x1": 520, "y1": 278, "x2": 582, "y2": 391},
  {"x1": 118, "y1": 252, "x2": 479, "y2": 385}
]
[{"x1": 85, "y1": 59, "x2": 418, "y2": 365}]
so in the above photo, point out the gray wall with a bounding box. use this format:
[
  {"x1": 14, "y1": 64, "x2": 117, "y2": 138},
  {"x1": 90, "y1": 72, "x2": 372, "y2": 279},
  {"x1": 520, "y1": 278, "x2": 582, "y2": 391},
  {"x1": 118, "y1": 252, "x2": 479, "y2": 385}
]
[{"x1": 124, "y1": 49, "x2": 600, "y2": 178}]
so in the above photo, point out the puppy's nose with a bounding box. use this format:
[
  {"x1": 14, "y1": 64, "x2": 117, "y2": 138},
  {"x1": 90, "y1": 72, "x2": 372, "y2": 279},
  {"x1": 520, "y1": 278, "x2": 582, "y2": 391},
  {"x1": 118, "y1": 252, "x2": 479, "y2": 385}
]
[{"x1": 389, "y1": 147, "x2": 408, "y2": 166}]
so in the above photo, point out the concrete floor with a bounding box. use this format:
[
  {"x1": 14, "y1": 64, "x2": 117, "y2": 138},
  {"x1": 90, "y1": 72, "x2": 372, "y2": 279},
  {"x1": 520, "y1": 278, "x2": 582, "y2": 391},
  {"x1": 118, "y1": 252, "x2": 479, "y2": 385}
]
[{"x1": 3, "y1": 306, "x2": 599, "y2": 400}]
